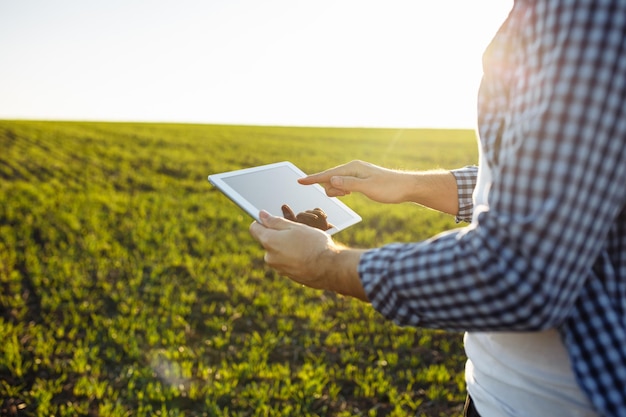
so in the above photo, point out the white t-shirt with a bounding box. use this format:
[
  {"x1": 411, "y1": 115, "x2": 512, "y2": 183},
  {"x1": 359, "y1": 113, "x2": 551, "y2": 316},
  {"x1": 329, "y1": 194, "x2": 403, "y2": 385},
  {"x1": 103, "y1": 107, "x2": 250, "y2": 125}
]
[{"x1": 464, "y1": 155, "x2": 597, "y2": 417}]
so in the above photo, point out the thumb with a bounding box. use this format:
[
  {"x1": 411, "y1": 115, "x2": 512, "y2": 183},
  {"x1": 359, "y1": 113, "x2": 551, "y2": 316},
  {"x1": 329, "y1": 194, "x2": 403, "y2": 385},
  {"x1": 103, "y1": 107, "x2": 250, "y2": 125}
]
[
  {"x1": 331, "y1": 175, "x2": 365, "y2": 193},
  {"x1": 259, "y1": 210, "x2": 293, "y2": 230}
]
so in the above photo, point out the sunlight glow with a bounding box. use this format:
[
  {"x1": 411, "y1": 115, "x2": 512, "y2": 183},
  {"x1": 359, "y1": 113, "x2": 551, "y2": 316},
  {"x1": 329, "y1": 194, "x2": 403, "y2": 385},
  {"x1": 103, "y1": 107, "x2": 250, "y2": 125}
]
[{"x1": 0, "y1": 0, "x2": 512, "y2": 128}]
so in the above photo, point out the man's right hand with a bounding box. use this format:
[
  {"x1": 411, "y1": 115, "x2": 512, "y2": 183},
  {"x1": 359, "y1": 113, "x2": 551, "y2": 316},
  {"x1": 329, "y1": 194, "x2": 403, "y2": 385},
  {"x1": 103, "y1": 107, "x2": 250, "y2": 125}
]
[
  {"x1": 297, "y1": 160, "x2": 409, "y2": 204},
  {"x1": 298, "y1": 160, "x2": 460, "y2": 216}
]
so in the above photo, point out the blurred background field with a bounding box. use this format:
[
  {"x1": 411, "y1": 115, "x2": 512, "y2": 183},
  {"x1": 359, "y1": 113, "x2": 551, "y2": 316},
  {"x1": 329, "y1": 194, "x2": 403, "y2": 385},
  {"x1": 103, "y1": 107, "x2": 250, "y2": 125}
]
[{"x1": 0, "y1": 120, "x2": 477, "y2": 417}]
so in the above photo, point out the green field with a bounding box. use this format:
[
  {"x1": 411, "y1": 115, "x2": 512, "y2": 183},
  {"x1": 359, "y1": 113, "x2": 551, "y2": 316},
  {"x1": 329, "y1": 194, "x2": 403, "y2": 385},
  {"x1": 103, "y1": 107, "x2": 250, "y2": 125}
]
[{"x1": 0, "y1": 120, "x2": 477, "y2": 416}]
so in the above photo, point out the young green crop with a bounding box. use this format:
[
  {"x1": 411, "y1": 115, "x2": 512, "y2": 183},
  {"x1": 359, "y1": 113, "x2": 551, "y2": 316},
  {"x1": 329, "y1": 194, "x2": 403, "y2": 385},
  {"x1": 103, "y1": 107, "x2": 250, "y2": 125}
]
[{"x1": 0, "y1": 120, "x2": 476, "y2": 416}]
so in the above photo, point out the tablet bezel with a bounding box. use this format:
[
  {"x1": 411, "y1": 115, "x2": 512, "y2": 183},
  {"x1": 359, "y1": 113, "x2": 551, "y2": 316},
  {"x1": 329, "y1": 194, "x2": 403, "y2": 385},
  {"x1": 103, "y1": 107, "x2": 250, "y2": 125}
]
[{"x1": 208, "y1": 161, "x2": 361, "y2": 235}]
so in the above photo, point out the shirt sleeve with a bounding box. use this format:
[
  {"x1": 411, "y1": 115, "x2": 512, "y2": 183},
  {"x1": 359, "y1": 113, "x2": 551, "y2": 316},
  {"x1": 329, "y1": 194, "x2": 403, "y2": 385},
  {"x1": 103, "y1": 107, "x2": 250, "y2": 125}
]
[
  {"x1": 450, "y1": 166, "x2": 477, "y2": 223},
  {"x1": 358, "y1": 3, "x2": 626, "y2": 332}
]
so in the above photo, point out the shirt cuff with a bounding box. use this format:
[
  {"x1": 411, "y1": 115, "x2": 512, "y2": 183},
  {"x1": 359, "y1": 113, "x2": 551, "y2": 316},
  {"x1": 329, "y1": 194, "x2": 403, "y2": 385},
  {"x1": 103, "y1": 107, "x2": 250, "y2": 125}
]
[{"x1": 450, "y1": 166, "x2": 478, "y2": 223}]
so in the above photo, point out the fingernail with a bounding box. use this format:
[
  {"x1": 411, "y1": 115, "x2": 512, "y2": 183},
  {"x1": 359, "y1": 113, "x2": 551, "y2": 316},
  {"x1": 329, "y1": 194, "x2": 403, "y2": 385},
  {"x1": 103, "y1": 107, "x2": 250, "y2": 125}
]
[{"x1": 259, "y1": 210, "x2": 270, "y2": 222}]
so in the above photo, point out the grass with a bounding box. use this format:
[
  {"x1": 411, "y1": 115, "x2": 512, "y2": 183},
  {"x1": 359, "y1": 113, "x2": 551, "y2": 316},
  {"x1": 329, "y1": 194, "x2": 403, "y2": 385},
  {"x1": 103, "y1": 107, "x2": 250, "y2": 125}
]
[{"x1": 0, "y1": 120, "x2": 477, "y2": 416}]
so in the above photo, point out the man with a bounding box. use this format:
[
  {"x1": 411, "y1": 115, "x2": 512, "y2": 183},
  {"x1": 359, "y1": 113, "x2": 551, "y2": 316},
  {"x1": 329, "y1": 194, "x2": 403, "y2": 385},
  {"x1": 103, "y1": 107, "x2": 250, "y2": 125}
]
[{"x1": 250, "y1": 1, "x2": 626, "y2": 415}]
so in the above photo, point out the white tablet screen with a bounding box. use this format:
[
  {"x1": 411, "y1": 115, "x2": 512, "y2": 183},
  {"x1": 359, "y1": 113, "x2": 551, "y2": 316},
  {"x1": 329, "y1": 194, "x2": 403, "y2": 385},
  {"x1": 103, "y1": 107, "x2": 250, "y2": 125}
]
[{"x1": 208, "y1": 162, "x2": 361, "y2": 234}]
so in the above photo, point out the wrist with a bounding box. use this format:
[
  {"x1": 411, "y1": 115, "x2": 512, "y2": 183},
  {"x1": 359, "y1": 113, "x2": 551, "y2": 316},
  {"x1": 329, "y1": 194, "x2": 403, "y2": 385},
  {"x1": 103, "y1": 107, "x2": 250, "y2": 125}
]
[{"x1": 318, "y1": 246, "x2": 368, "y2": 301}]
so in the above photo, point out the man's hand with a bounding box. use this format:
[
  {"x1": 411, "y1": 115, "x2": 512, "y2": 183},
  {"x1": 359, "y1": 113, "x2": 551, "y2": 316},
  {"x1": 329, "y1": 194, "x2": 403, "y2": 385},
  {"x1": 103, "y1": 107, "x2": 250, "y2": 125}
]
[
  {"x1": 297, "y1": 160, "x2": 410, "y2": 204},
  {"x1": 249, "y1": 210, "x2": 336, "y2": 289},
  {"x1": 249, "y1": 210, "x2": 368, "y2": 301},
  {"x1": 281, "y1": 204, "x2": 333, "y2": 231},
  {"x1": 298, "y1": 160, "x2": 459, "y2": 216}
]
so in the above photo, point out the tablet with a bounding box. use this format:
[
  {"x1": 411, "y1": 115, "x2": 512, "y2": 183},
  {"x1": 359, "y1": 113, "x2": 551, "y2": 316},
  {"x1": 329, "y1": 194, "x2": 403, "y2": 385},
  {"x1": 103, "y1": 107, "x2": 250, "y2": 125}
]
[{"x1": 208, "y1": 161, "x2": 361, "y2": 235}]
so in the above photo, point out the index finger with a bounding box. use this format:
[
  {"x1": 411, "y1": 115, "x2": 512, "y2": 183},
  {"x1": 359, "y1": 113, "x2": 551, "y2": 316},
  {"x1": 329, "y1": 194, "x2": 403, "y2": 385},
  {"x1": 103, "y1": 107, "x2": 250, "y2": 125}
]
[
  {"x1": 298, "y1": 164, "x2": 353, "y2": 186},
  {"x1": 297, "y1": 171, "x2": 333, "y2": 186},
  {"x1": 281, "y1": 204, "x2": 297, "y2": 221}
]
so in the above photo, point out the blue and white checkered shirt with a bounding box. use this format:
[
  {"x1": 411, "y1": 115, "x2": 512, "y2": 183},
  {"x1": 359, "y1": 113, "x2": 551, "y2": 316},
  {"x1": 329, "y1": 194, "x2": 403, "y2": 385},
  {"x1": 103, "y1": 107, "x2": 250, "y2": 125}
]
[{"x1": 358, "y1": 1, "x2": 626, "y2": 415}]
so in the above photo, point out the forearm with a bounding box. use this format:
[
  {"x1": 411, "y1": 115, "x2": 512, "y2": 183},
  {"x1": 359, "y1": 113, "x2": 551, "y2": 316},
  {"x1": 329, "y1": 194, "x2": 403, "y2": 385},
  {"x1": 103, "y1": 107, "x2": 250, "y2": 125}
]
[
  {"x1": 397, "y1": 170, "x2": 459, "y2": 216},
  {"x1": 300, "y1": 161, "x2": 463, "y2": 217},
  {"x1": 320, "y1": 247, "x2": 369, "y2": 301},
  {"x1": 318, "y1": 170, "x2": 458, "y2": 301}
]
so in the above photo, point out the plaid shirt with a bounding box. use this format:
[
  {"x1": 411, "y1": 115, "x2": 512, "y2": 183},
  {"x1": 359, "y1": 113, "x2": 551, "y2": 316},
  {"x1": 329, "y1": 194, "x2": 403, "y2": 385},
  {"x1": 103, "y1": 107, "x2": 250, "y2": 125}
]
[{"x1": 358, "y1": 1, "x2": 626, "y2": 415}]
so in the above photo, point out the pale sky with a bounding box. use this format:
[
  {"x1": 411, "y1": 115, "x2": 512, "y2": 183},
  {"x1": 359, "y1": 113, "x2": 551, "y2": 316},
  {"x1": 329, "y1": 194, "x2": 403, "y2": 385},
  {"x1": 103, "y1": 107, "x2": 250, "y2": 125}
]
[{"x1": 0, "y1": 1, "x2": 512, "y2": 128}]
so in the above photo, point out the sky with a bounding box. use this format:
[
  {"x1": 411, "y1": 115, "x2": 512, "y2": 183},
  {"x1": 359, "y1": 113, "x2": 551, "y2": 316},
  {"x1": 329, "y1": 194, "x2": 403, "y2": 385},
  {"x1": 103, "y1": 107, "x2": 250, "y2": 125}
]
[{"x1": 0, "y1": 0, "x2": 513, "y2": 129}]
